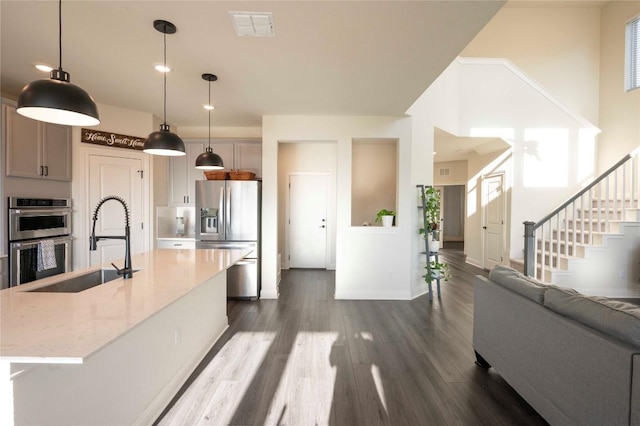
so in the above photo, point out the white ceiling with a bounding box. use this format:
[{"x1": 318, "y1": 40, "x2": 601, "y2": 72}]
[{"x1": 0, "y1": 1, "x2": 504, "y2": 129}]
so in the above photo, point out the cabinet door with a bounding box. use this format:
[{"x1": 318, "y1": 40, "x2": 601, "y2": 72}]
[
  {"x1": 169, "y1": 154, "x2": 188, "y2": 206},
  {"x1": 235, "y1": 141, "x2": 262, "y2": 177},
  {"x1": 211, "y1": 142, "x2": 234, "y2": 170},
  {"x1": 157, "y1": 239, "x2": 196, "y2": 249},
  {"x1": 42, "y1": 122, "x2": 72, "y2": 181},
  {"x1": 186, "y1": 142, "x2": 205, "y2": 205},
  {"x1": 4, "y1": 104, "x2": 42, "y2": 179}
]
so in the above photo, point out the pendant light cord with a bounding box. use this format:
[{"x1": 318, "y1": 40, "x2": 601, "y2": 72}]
[
  {"x1": 58, "y1": 0, "x2": 62, "y2": 70},
  {"x1": 163, "y1": 30, "x2": 167, "y2": 125},
  {"x1": 208, "y1": 80, "x2": 212, "y2": 150}
]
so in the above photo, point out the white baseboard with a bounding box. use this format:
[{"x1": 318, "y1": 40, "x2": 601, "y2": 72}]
[
  {"x1": 466, "y1": 257, "x2": 483, "y2": 269},
  {"x1": 411, "y1": 283, "x2": 429, "y2": 299},
  {"x1": 260, "y1": 289, "x2": 279, "y2": 299}
]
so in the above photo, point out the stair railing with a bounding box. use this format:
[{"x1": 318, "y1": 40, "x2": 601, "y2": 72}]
[{"x1": 524, "y1": 147, "x2": 640, "y2": 280}]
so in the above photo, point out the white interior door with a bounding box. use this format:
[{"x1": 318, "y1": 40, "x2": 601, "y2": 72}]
[
  {"x1": 88, "y1": 155, "x2": 144, "y2": 267},
  {"x1": 289, "y1": 173, "x2": 328, "y2": 268},
  {"x1": 482, "y1": 173, "x2": 505, "y2": 270}
]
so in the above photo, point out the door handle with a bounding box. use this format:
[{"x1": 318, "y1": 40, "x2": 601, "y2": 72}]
[{"x1": 482, "y1": 226, "x2": 487, "y2": 229}]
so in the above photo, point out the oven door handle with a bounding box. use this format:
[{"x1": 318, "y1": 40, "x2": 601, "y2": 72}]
[
  {"x1": 11, "y1": 236, "x2": 73, "y2": 249},
  {"x1": 11, "y1": 208, "x2": 72, "y2": 215}
]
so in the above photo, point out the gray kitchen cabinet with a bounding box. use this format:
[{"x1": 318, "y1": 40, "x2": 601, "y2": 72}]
[
  {"x1": 3, "y1": 104, "x2": 72, "y2": 181},
  {"x1": 156, "y1": 239, "x2": 196, "y2": 249},
  {"x1": 168, "y1": 139, "x2": 261, "y2": 206},
  {"x1": 234, "y1": 141, "x2": 262, "y2": 177},
  {"x1": 212, "y1": 142, "x2": 235, "y2": 171},
  {"x1": 169, "y1": 142, "x2": 205, "y2": 206}
]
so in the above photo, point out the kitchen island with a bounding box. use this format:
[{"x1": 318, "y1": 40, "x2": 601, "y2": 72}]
[{"x1": 0, "y1": 248, "x2": 248, "y2": 426}]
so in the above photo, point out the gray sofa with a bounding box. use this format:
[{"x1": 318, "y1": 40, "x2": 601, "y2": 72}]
[{"x1": 473, "y1": 266, "x2": 640, "y2": 426}]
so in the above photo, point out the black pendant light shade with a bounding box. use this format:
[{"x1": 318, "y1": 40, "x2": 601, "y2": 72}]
[
  {"x1": 195, "y1": 73, "x2": 224, "y2": 170},
  {"x1": 17, "y1": 0, "x2": 99, "y2": 126},
  {"x1": 143, "y1": 20, "x2": 186, "y2": 156},
  {"x1": 144, "y1": 124, "x2": 186, "y2": 156},
  {"x1": 195, "y1": 147, "x2": 224, "y2": 169}
]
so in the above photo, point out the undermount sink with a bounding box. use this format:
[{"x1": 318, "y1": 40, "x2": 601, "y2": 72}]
[{"x1": 26, "y1": 269, "x2": 140, "y2": 293}]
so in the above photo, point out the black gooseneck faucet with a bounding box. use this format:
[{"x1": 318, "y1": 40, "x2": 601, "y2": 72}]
[{"x1": 89, "y1": 195, "x2": 133, "y2": 279}]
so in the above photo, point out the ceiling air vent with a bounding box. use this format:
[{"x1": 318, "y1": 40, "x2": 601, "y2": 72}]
[
  {"x1": 229, "y1": 12, "x2": 274, "y2": 37},
  {"x1": 439, "y1": 168, "x2": 450, "y2": 176}
]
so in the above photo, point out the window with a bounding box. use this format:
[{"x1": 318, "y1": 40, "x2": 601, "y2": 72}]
[{"x1": 625, "y1": 15, "x2": 640, "y2": 92}]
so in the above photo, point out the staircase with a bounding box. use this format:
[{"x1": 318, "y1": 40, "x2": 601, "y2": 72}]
[{"x1": 523, "y1": 148, "x2": 640, "y2": 297}]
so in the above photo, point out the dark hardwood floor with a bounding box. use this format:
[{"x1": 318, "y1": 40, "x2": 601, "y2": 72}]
[{"x1": 156, "y1": 245, "x2": 547, "y2": 425}]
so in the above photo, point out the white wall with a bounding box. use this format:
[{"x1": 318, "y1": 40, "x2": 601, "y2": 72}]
[
  {"x1": 178, "y1": 126, "x2": 262, "y2": 139},
  {"x1": 462, "y1": 2, "x2": 602, "y2": 125},
  {"x1": 598, "y1": 2, "x2": 640, "y2": 171},
  {"x1": 434, "y1": 160, "x2": 468, "y2": 185},
  {"x1": 278, "y1": 142, "x2": 337, "y2": 270},
  {"x1": 408, "y1": 58, "x2": 599, "y2": 265},
  {"x1": 263, "y1": 116, "x2": 414, "y2": 300},
  {"x1": 71, "y1": 103, "x2": 154, "y2": 270}
]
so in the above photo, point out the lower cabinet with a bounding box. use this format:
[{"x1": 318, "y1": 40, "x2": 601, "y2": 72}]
[{"x1": 157, "y1": 239, "x2": 196, "y2": 249}]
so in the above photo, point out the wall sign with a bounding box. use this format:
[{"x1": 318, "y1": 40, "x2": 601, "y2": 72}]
[{"x1": 81, "y1": 129, "x2": 145, "y2": 151}]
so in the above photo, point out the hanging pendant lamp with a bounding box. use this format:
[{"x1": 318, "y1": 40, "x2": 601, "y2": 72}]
[
  {"x1": 17, "y1": 0, "x2": 100, "y2": 126},
  {"x1": 195, "y1": 74, "x2": 224, "y2": 170},
  {"x1": 143, "y1": 20, "x2": 185, "y2": 157}
]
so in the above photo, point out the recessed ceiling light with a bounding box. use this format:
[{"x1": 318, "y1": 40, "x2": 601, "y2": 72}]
[
  {"x1": 34, "y1": 64, "x2": 53, "y2": 72},
  {"x1": 203, "y1": 104, "x2": 215, "y2": 110},
  {"x1": 154, "y1": 63, "x2": 172, "y2": 73}
]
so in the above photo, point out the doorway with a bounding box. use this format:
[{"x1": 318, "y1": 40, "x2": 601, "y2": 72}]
[
  {"x1": 442, "y1": 185, "x2": 465, "y2": 248},
  {"x1": 287, "y1": 173, "x2": 329, "y2": 269},
  {"x1": 88, "y1": 154, "x2": 144, "y2": 267}
]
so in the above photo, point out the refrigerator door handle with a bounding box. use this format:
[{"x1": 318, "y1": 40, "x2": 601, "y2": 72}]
[
  {"x1": 219, "y1": 185, "x2": 225, "y2": 238},
  {"x1": 226, "y1": 185, "x2": 232, "y2": 236}
]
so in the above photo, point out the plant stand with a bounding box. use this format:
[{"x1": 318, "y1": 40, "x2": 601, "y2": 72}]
[
  {"x1": 418, "y1": 184, "x2": 442, "y2": 301},
  {"x1": 427, "y1": 251, "x2": 442, "y2": 301}
]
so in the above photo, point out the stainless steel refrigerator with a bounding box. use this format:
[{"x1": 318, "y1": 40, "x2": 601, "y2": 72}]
[{"x1": 195, "y1": 180, "x2": 261, "y2": 298}]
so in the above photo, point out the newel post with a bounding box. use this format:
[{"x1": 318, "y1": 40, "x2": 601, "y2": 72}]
[{"x1": 523, "y1": 221, "x2": 536, "y2": 277}]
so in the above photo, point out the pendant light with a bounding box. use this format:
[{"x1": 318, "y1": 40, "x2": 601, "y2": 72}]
[
  {"x1": 17, "y1": 0, "x2": 100, "y2": 126},
  {"x1": 195, "y1": 74, "x2": 224, "y2": 170},
  {"x1": 143, "y1": 20, "x2": 185, "y2": 157}
]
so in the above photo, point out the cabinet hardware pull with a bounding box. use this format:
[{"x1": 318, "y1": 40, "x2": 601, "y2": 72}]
[
  {"x1": 44, "y1": 166, "x2": 49, "y2": 176},
  {"x1": 40, "y1": 165, "x2": 44, "y2": 176}
]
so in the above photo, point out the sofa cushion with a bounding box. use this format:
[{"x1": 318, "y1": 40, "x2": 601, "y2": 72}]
[
  {"x1": 488, "y1": 265, "x2": 547, "y2": 303},
  {"x1": 544, "y1": 287, "x2": 640, "y2": 348}
]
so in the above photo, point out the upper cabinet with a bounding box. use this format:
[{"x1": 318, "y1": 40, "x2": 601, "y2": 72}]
[
  {"x1": 3, "y1": 104, "x2": 72, "y2": 182},
  {"x1": 234, "y1": 141, "x2": 262, "y2": 177},
  {"x1": 168, "y1": 139, "x2": 261, "y2": 206},
  {"x1": 169, "y1": 142, "x2": 205, "y2": 206}
]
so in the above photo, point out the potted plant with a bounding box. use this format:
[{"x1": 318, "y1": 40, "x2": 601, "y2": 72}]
[
  {"x1": 421, "y1": 186, "x2": 441, "y2": 232},
  {"x1": 375, "y1": 209, "x2": 396, "y2": 227},
  {"x1": 424, "y1": 259, "x2": 450, "y2": 283}
]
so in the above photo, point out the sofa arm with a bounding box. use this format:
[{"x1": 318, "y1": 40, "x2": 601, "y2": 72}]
[{"x1": 633, "y1": 354, "x2": 640, "y2": 426}]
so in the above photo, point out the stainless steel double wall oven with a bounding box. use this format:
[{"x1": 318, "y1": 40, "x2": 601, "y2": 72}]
[{"x1": 7, "y1": 197, "x2": 72, "y2": 287}]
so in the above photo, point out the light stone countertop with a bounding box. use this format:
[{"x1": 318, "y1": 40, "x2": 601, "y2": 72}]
[{"x1": 0, "y1": 248, "x2": 248, "y2": 364}]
